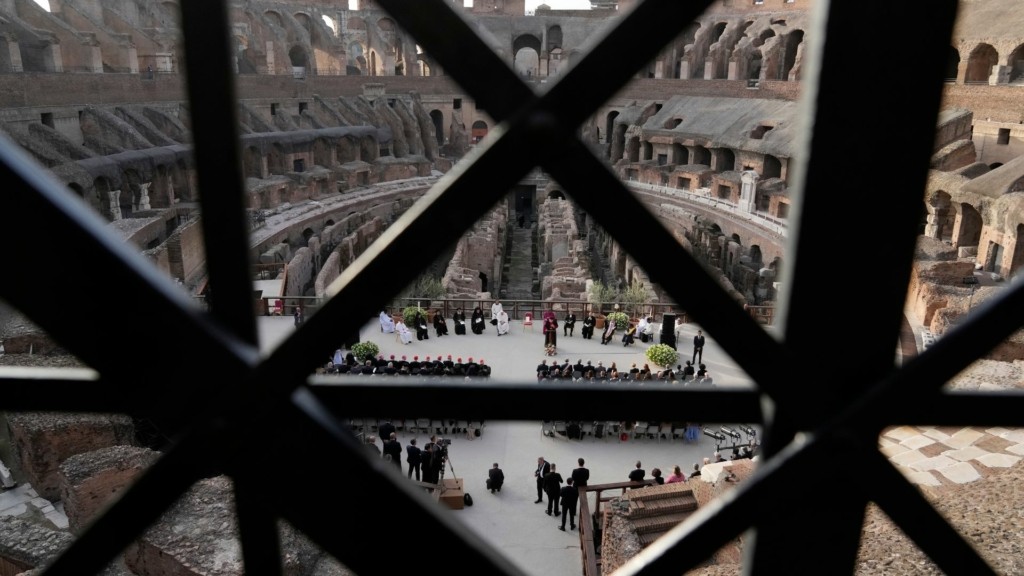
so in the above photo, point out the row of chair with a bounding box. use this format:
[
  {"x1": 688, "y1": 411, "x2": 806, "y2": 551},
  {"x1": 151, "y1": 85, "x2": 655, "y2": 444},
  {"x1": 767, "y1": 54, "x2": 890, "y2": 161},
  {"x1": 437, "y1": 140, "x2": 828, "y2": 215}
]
[
  {"x1": 349, "y1": 418, "x2": 484, "y2": 438},
  {"x1": 542, "y1": 421, "x2": 702, "y2": 442}
]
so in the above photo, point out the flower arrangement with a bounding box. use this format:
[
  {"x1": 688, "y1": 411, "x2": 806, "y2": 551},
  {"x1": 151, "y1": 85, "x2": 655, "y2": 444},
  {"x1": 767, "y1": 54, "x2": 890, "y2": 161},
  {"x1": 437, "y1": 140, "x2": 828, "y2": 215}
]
[
  {"x1": 402, "y1": 305, "x2": 428, "y2": 326},
  {"x1": 351, "y1": 341, "x2": 380, "y2": 363},
  {"x1": 646, "y1": 343, "x2": 679, "y2": 368},
  {"x1": 606, "y1": 311, "x2": 630, "y2": 328}
]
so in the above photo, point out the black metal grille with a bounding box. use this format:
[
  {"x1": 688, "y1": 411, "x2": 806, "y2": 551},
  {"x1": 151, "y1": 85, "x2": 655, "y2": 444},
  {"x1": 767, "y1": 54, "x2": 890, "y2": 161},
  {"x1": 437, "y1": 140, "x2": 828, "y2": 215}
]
[{"x1": 1, "y1": 0, "x2": 1021, "y2": 574}]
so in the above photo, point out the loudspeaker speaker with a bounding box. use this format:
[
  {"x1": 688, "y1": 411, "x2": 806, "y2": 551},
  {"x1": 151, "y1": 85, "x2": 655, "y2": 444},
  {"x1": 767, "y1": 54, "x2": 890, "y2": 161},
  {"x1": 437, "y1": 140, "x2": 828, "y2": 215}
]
[{"x1": 661, "y1": 314, "x2": 677, "y2": 349}]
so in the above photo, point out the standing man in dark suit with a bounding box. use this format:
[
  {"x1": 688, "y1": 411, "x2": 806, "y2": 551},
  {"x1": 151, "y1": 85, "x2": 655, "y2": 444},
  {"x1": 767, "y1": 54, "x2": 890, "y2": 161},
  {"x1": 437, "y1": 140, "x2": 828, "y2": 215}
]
[
  {"x1": 378, "y1": 420, "x2": 396, "y2": 445},
  {"x1": 543, "y1": 463, "x2": 563, "y2": 517},
  {"x1": 571, "y1": 458, "x2": 590, "y2": 489},
  {"x1": 559, "y1": 478, "x2": 579, "y2": 531},
  {"x1": 406, "y1": 438, "x2": 422, "y2": 480},
  {"x1": 534, "y1": 456, "x2": 550, "y2": 504},
  {"x1": 383, "y1": 432, "x2": 402, "y2": 470},
  {"x1": 692, "y1": 330, "x2": 705, "y2": 364}
]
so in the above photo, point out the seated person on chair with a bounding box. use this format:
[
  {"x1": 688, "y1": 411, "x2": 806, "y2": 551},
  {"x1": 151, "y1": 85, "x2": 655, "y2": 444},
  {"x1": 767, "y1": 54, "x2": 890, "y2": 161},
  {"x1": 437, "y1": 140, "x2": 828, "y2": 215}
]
[
  {"x1": 487, "y1": 462, "x2": 505, "y2": 493},
  {"x1": 622, "y1": 322, "x2": 637, "y2": 346},
  {"x1": 379, "y1": 310, "x2": 396, "y2": 333}
]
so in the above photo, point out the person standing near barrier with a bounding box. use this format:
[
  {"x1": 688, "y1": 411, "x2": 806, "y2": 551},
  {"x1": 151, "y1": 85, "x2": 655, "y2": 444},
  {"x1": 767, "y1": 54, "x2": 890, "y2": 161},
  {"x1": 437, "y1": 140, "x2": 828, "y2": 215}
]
[
  {"x1": 406, "y1": 438, "x2": 422, "y2": 481},
  {"x1": 543, "y1": 463, "x2": 563, "y2": 517},
  {"x1": 559, "y1": 478, "x2": 578, "y2": 531},
  {"x1": 534, "y1": 456, "x2": 550, "y2": 503},
  {"x1": 383, "y1": 432, "x2": 402, "y2": 470},
  {"x1": 571, "y1": 458, "x2": 590, "y2": 489}
]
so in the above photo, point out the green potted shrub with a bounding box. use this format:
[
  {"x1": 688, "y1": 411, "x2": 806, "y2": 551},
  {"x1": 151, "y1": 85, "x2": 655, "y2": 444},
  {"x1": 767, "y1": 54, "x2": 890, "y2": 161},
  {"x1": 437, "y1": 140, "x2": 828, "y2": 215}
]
[
  {"x1": 646, "y1": 343, "x2": 679, "y2": 369},
  {"x1": 350, "y1": 340, "x2": 380, "y2": 364},
  {"x1": 403, "y1": 305, "x2": 428, "y2": 327},
  {"x1": 606, "y1": 311, "x2": 630, "y2": 329}
]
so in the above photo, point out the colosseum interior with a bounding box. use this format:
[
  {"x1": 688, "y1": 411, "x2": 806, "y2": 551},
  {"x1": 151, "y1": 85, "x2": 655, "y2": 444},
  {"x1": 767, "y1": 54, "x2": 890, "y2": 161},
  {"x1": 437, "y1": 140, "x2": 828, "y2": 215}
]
[{"x1": 1, "y1": 0, "x2": 1024, "y2": 574}]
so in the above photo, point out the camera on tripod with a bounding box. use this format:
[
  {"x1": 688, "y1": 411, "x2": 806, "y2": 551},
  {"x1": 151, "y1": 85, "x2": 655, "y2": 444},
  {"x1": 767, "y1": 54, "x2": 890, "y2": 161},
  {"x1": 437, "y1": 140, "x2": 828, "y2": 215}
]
[{"x1": 439, "y1": 438, "x2": 452, "y2": 447}]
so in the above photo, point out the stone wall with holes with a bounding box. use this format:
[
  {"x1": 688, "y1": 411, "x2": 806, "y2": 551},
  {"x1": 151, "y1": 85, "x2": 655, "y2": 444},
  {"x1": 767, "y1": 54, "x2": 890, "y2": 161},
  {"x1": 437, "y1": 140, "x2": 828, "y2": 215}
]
[
  {"x1": 537, "y1": 197, "x2": 592, "y2": 302},
  {"x1": 6, "y1": 413, "x2": 136, "y2": 502},
  {"x1": 313, "y1": 217, "x2": 388, "y2": 297},
  {"x1": 441, "y1": 206, "x2": 508, "y2": 299},
  {"x1": 58, "y1": 445, "x2": 160, "y2": 535}
]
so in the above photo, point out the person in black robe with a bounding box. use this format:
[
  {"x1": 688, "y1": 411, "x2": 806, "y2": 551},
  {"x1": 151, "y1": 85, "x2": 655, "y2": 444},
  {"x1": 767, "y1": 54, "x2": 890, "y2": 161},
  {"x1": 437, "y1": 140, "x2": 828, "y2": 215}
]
[
  {"x1": 414, "y1": 312, "x2": 430, "y2": 340},
  {"x1": 471, "y1": 306, "x2": 486, "y2": 334},
  {"x1": 453, "y1": 308, "x2": 467, "y2": 335},
  {"x1": 432, "y1": 309, "x2": 449, "y2": 337},
  {"x1": 581, "y1": 314, "x2": 596, "y2": 339}
]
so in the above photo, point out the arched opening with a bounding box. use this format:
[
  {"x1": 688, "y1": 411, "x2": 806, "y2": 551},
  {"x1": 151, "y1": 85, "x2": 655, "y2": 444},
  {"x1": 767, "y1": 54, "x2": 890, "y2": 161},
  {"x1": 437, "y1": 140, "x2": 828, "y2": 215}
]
[
  {"x1": 289, "y1": 45, "x2": 309, "y2": 79},
  {"x1": 957, "y1": 202, "x2": 982, "y2": 248},
  {"x1": 302, "y1": 227, "x2": 315, "y2": 245},
  {"x1": 1011, "y1": 223, "x2": 1024, "y2": 278},
  {"x1": 672, "y1": 143, "x2": 689, "y2": 165},
  {"x1": 430, "y1": 110, "x2": 445, "y2": 146},
  {"x1": 604, "y1": 111, "x2": 619, "y2": 145},
  {"x1": 946, "y1": 46, "x2": 961, "y2": 82},
  {"x1": 1007, "y1": 43, "x2": 1024, "y2": 83},
  {"x1": 244, "y1": 146, "x2": 263, "y2": 179},
  {"x1": 780, "y1": 30, "x2": 804, "y2": 80},
  {"x1": 716, "y1": 149, "x2": 736, "y2": 172},
  {"x1": 512, "y1": 34, "x2": 542, "y2": 77},
  {"x1": 626, "y1": 136, "x2": 640, "y2": 162},
  {"x1": 763, "y1": 155, "x2": 782, "y2": 179},
  {"x1": 92, "y1": 176, "x2": 113, "y2": 218},
  {"x1": 966, "y1": 43, "x2": 998, "y2": 83},
  {"x1": 348, "y1": 42, "x2": 366, "y2": 75},
  {"x1": 267, "y1": 144, "x2": 286, "y2": 175},
  {"x1": 546, "y1": 25, "x2": 563, "y2": 52},
  {"x1": 692, "y1": 146, "x2": 711, "y2": 166},
  {"x1": 471, "y1": 120, "x2": 488, "y2": 144},
  {"x1": 337, "y1": 136, "x2": 357, "y2": 163},
  {"x1": 547, "y1": 190, "x2": 565, "y2": 200}
]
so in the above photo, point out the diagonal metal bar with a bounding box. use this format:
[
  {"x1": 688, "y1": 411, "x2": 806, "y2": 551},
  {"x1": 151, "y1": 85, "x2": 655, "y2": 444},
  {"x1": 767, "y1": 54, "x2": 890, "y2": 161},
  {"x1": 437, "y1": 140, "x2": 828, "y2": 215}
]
[
  {"x1": 232, "y1": 477, "x2": 283, "y2": 576},
  {"x1": 39, "y1": 430, "x2": 216, "y2": 576},
  {"x1": 862, "y1": 448, "x2": 997, "y2": 575},
  {"x1": 278, "y1": 388, "x2": 526, "y2": 576},
  {"x1": 178, "y1": 0, "x2": 257, "y2": 346}
]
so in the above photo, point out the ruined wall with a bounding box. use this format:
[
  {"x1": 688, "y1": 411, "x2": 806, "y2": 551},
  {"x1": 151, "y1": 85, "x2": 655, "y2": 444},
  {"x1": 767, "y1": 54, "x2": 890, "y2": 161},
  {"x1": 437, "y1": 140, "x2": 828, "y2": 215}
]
[
  {"x1": 284, "y1": 247, "x2": 316, "y2": 298},
  {"x1": 58, "y1": 445, "x2": 160, "y2": 535},
  {"x1": 6, "y1": 413, "x2": 135, "y2": 501}
]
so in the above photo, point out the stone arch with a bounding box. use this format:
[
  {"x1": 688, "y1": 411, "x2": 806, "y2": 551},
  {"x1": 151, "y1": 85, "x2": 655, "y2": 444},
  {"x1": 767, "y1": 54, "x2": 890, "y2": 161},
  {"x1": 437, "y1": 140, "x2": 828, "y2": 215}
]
[
  {"x1": 946, "y1": 46, "x2": 961, "y2": 82},
  {"x1": 966, "y1": 43, "x2": 998, "y2": 83},
  {"x1": 337, "y1": 136, "x2": 357, "y2": 163},
  {"x1": 672, "y1": 143, "x2": 689, "y2": 165},
  {"x1": 264, "y1": 10, "x2": 285, "y2": 30},
  {"x1": 348, "y1": 41, "x2": 366, "y2": 75},
  {"x1": 1011, "y1": 223, "x2": 1024, "y2": 278},
  {"x1": 359, "y1": 135, "x2": 377, "y2": 161},
  {"x1": 149, "y1": 164, "x2": 172, "y2": 208},
  {"x1": 763, "y1": 155, "x2": 782, "y2": 179},
  {"x1": 267, "y1": 144, "x2": 286, "y2": 175},
  {"x1": 302, "y1": 227, "x2": 315, "y2": 245},
  {"x1": 956, "y1": 201, "x2": 982, "y2": 248},
  {"x1": 716, "y1": 148, "x2": 736, "y2": 172},
  {"x1": 692, "y1": 146, "x2": 711, "y2": 166},
  {"x1": 92, "y1": 177, "x2": 114, "y2": 219},
  {"x1": 289, "y1": 45, "x2": 309, "y2": 72},
  {"x1": 604, "y1": 111, "x2": 619, "y2": 145},
  {"x1": 780, "y1": 30, "x2": 804, "y2": 80},
  {"x1": 1007, "y1": 43, "x2": 1024, "y2": 83},
  {"x1": 312, "y1": 138, "x2": 332, "y2": 167},
  {"x1": 747, "y1": 49, "x2": 763, "y2": 81},
  {"x1": 546, "y1": 25, "x2": 563, "y2": 52},
  {"x1": 243, "y1": 146, "x2": 263, "y2": 179},
  {"x1": 513, "y1": 34, "x2": 542, "y2": 75},
  {"x1": 173, "y1": 159, "x2": 194, "y2": 202},
  {"x1": 547, "y1": 189, "x2": 565, "y2": 200},
  {"x1": 429, "y1": 110, "x2": 445, "y2": 146},
  {"x1": 749, "y1": 244, "x2": 763, "y2": 268},
  {"x1": 471, "y1": 120, "x2": 488, "y2": 144},
  {"x1": 121, "y1": 168, "x2": 144, "y2": 217},
  {"x1": 626, "y1": 136, "x2": 640, "y2": 162}
]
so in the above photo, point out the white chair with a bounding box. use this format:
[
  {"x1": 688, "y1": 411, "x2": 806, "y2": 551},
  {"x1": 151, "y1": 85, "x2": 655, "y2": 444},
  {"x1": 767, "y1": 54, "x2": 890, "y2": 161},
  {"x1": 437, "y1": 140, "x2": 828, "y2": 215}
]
[
  {"x1": 415, "y1": 418, "x2": 431, "y2": 435},
  {"x1": 632, "y1": 421, "x2": 648, "y2": 441},
  {"x1": 658, "y1": 423, "x2": 673, "y2": 441},
  {"x1": 431, "y1": 419, "x2": 445, "y2": 435},
  {"x1": 541, "y1": 421, "x2": 555, "y2": 437},
  {"x1": 647, "y1": 423, "x2": 661, "y2": 441},
  {"x1": 553, "y1": 421, "x2": 568, "y2": 438},
  {"x1": 581, "y1": 421, "x2": 594, "y2": 438}
]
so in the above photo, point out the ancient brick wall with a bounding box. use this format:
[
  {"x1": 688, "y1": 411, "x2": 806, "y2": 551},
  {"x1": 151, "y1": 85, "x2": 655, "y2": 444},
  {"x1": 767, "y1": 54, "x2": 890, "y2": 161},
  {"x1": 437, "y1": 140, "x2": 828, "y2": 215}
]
[
  {"x1": 6, "y1": 413, "x2": 135, "y2": 501},
  {"x1": 58, "y1": 445, "x2": 160, "y2": 535}
]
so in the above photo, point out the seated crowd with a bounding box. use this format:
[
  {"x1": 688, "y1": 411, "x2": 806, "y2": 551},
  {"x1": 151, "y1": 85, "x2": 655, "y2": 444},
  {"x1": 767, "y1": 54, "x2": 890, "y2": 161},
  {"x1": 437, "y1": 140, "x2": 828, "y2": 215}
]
[
  {"x1": 322, "y1": 353, "x2": 492, "y2": 377},
  {"x1": 536, "y1": 358, "x2": 714, "y2": 385}
]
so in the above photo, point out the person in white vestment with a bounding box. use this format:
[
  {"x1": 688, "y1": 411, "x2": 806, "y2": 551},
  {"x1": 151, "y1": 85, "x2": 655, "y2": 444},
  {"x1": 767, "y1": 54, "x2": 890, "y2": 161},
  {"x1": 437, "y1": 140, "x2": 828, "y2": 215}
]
[
  {"x1": 496, "y1": 310, "x2": 510, "y2": 336},
  {"x1": 396, "y1": 320, "x2": 413, "y2": 344},
  {"x1": 379, "y1": 310, "x2": 396, "y2": 333}
]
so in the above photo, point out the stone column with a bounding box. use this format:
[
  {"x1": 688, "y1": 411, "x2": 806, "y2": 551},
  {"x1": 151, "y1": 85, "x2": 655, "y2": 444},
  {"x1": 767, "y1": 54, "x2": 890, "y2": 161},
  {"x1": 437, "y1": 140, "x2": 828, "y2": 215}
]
[
  {"x1": 138, "y1": 182, "x2": 152, "y2": 211},
  {"x1": 108, "y1": 190, "x2": 122, "y2": 221},
  {"x1": 740, "y1": 170, "x2": 759, "y2": 213}
]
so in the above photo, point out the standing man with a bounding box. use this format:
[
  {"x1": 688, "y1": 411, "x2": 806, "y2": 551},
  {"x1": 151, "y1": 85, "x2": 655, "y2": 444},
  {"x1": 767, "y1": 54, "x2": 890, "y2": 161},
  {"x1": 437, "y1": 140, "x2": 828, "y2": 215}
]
[
  {"x1": 383, "y1": 432, "x2": 402, "y2": 470},
  {"x1": 571, "y1": 458, "x2": 590, "y2": 489},
  {"x1": 534, "y1": 456, "x2": 550, "y2": 504},
  {"x1": 378, "y1": 420, "x2": 396, "y2": 445},
  {"x1": 559, "y1": 478, "x2": 579, "y2": 531},
  {"x1": 692, "y1": 330, "x2": 705, "y2": 364},
  {"x1": 543, "y1": 463, "x2": 563, "y2": 517},
  {"x1": 293, "y1": 305, "x2": 304, "y2": 327},
  {"x1": 406, "y1": 438, "x2": 422, "y2": 480}
]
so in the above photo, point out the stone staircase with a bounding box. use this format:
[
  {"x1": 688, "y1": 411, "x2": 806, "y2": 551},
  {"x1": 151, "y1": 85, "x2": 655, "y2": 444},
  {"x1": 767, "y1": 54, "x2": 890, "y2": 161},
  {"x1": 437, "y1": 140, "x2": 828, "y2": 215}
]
[
  {"x1": 499, "y1": 224, "x2": 539, "y2": 301},
  {"x1": 626, "y1": 488, "x2": 699, "y2": 546}
]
